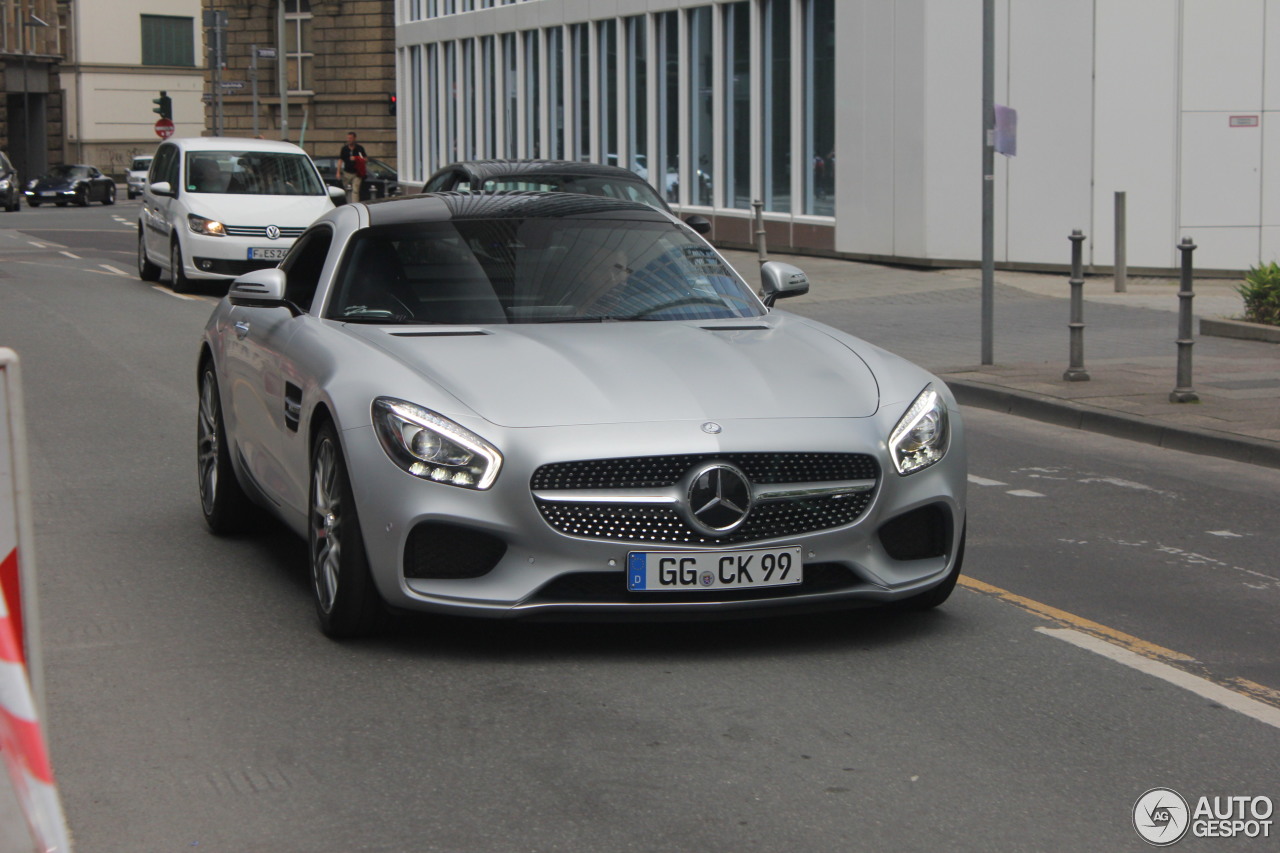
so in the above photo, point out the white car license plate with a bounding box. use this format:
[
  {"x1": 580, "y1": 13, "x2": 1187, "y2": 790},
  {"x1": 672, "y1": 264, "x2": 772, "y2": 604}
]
[
  {"x1": 40, "y1": 192, "x2": 56, "y2": 197},
  {"x1": 627, "y1": 546, "x2": 802, "y2": 592},
  {"x1": 248, "y1": 247, "x2": 289, "y2": 261}
]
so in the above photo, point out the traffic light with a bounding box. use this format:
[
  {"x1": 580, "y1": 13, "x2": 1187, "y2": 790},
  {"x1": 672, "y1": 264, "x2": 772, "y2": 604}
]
[
  {"x1": 388, "y1": 92, "x2": 397, "y2": 117},
  {"x1": 153, "y1": 91, "x2": 173, "y2": 121}
]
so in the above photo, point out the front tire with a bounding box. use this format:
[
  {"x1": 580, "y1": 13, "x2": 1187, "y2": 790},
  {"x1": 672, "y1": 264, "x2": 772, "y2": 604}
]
[
  {"x1": 309, "y1": 423, "x2": 384, "y2": 639},
  {"x1": 198, "y1": 365, "x2": 255, "y2": 534},
  {"x1": 138, "y1": 229, "x2": 160, "y2": 281},
  {"x1": 169, "y1": 239, "x2": 192, "y2": 293}
]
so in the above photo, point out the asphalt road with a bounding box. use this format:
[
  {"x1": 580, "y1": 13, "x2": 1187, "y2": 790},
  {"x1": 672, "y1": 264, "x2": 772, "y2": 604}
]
[{"x1": 0, "y1": 201, "x2": 1276, "y2": 851}]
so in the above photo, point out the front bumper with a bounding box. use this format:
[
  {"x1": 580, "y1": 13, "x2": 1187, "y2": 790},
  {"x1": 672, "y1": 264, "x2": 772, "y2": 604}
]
[
  {"x1": 341, "y1": 414, "x2": 967, "y2": 620},
  {"x1": 182, "y1": 232, "x2": 296, "y2": 281}
]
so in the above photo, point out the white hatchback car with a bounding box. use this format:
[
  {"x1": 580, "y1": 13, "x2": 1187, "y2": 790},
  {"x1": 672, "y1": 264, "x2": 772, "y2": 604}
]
[
  {"x1": 138, "y1": 137, "x2": 342, "y2": 292},
  {"x1": 126, "y1": 154, "x2": 153, "y2": 199}
]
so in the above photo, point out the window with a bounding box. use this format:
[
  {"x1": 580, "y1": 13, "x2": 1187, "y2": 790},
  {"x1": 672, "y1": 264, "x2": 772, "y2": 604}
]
[
  {"x1": 625, "y1": 16, "x2": 648, "y2": 182},
  {"x1": 282, "y1": 227, "x2": 334, "y2": 311},
  {"x1": 804, "y1": 0, "x2": 835, "y2": 216},
  {"x1": 285, "y1": 0, "x2": 314, "y2": 93},
  {"x1": 141, "y1": 15, "x2": 194, "y2": 67},
  {"x1": 723, "y1": 2, "x2": 751, "y2": 210},
  {"x1": 656, "y1": 12, "x2": 679, "y2": 204},
  {"x1": 764, "y1": 0, "x2": 791, "y2": 213},
  {"x1": 688, "y1": 6, "x2": 714, "y2": 207},
  {"x1": 597, "y1": 20, "x2": 618, "y2": 164}
]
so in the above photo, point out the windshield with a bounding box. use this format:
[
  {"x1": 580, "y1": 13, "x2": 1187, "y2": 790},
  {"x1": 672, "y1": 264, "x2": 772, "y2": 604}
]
[
  {"x1": 47, "y1": 166, "x2": 89, "y2": 180},
  {"x1": 327, "y1": 219, "x2": 763, "y2": 325},
  {"x1": 131, "y1": 158, "x2": 152, "y2": 172},
  {"x1": 478, "y1": 175, "x2": 668, "y2": 212},
  {"x1": 184, "y1": 151, "x2": 325, "y2": 196}
]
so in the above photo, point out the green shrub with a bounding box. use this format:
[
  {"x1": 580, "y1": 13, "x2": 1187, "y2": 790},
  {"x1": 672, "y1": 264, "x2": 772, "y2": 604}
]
[{"x1": 1239, "y1": 262, "x2": 1280, "y2": 326}]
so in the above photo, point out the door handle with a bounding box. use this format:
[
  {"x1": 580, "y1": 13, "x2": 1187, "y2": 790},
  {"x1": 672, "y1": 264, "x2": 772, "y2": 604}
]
[{"x1": 234, "y1": 320, "x2": 250, "y2": 339}]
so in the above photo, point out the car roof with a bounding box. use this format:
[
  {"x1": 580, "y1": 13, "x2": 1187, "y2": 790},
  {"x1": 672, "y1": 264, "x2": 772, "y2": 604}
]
[
  {"x1": 364, "y1": 190, "x2": 670, "y2": 228},
  {"x1": 435, "y1": 159, "x2": 649, "y2": 182},
  {"x1": 163, "y1": 136, "x2": 311, "y2": 155}
]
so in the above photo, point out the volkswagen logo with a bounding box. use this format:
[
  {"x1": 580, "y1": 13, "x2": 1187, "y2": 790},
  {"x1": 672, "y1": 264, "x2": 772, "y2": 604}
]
[
  {"x1": 681, "y1": 462, "x2": 753, "y2": 536},
  {"x1": 265, "y1": 224, "x2": 281, "y2": 240}
]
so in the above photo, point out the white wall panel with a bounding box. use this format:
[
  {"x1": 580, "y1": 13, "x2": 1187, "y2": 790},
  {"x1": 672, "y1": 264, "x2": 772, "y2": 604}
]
[
  {"x1": 1180, "y1": 226, "x2": 1261, "y2": 269},
  {"x1": 1262, "y1": 112, "x2": 1280, "y2": 227},
  {"x1": 1180, "y1": 111, "x2": 1262, "y2": 227},
  {"x1": 1003, "y1": 0, "x2": 1094, "y2": 267},
  {"x1": 836, "y1": 0, "x2": 897, "y2": 256},
  {"x1": 921, "y1": 1, "x2": 981, "y2": 262},
  {"x1": 891, "y1": 0, "x2": 926, "y2": 258},
  {"x1": 1181, "y1": 0, "x2": 1264, "y2": 111}
]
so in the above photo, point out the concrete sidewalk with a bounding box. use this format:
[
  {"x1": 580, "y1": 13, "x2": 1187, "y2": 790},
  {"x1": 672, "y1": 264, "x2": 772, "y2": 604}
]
[{"x1": 721, "y1": 250, "x2": 1280, "y2": 470}]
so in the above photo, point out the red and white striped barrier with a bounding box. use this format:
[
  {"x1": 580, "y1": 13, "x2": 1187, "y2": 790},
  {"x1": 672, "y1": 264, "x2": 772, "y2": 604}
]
[{"x1": 0, "y1": 349, "x2": 70, "y2": 852}]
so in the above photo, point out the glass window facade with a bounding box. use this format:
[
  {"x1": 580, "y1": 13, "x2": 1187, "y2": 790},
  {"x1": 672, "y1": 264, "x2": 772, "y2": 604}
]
[
  {"x1": 400, "y1": 1, "x2": 836, "y2": 223},
  {"x1": 141, "y1": 15, "x2": 195, "y2": 68}
]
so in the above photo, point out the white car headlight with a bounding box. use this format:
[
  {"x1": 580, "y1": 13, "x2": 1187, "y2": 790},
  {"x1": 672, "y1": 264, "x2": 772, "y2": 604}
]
[
  {"x1": 188, "y1": 214, "x2": 226, "y2": 237},
  {"x1": 0, "y1": 180, "x2": 10, "y2": 190},
  {"x1": 372, "y1": 398, "x2": 502, "y2": 490},
  {"x1": 888, "y1": 384, "x2": 949, "y2": 475}
]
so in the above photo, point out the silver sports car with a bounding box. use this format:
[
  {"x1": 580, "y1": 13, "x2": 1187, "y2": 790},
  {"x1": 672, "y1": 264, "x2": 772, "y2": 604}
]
[{"x1": 198, "y1": 192, "x2": 966, "y2": 638}]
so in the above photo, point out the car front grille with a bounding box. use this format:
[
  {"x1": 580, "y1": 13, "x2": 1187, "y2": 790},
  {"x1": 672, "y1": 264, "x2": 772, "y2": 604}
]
[
  {"x1": 222, "y1": 225, "x2": 306, "y2": 239},
  {"x1": 532, "y1": 452, "x2": 879, "y2": 545}
]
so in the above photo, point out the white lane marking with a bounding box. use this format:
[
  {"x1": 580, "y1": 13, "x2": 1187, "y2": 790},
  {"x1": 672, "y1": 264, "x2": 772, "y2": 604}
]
[
  {"x1": 1037, "y1": 628, "x2": 1280, "y2": 731},
  {"x1": 99, "y1": 264, "x2": 129, "y2": 277},
  {"x1": 151, "y1": 284, "x2": 198, "y2": 300},
  {"x1": 968, "y1": 475, "x2": 1008, "y2": 487},
  {"x1": 59, "y1": 251, "x2": 81, "y2": 260},
  {"x1": 27, "y1": 241, "x2": 46, "y2": 248},
  {"x1": 1207, "y1": 530, "x2": 1245, "y2": 538},
  {"x1": 1007, "y1": 489, "x2": 1045, "y2": 498}
]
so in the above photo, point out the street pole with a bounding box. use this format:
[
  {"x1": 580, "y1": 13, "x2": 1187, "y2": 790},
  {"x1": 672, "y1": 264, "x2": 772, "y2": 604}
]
[
  {"x1": 1170, "y1": 238, "x2": 1199, "y2": 403},
  {"x1": 1063, "y1": 230, "x2": 1090, "y2": 382},
  {"x1": 981, "y1": 0, "x2": 995, "y2": 365},
  {"x1": 278, "y1": 0, "x2": 289, "y2": 142},
  {"x1": 1114, "y1": 191, "x2": 1128, "y2": 293},
  {"x1": 251, "y1": 44, "x2": 260, "y2": 138}
]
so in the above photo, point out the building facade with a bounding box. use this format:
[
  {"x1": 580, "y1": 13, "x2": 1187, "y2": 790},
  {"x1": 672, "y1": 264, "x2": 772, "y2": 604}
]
[
  {"x1": 61, "y1": 0, "x2": 206, "y2": 177},
  {"x1": 0, "y1": 0, "x2": 66, "y2": 183},
  {"x1": 395, "y1": 0, "x2": 1280, "y2": 274},
  {"x1": 204, "y1": 0, "x2": 397, "y2": 168}
]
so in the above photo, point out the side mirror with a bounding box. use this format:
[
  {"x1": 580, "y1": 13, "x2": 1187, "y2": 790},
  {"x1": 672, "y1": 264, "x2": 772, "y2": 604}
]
[
  {"x1": 684, "y1": 214, "x2": 712, "y2": 235},
  {"x1": 759, "y1": 261, "x2": 810, "y2": 308},
  {"x1": 229, "y1": 268, "x2": 292, "y2": 311},
  {"x1": 148, "y1": 181, "x2": 174, "y2": 198},
  {"x1": 328, "y1": 185, "x2": 347, "y2": 204}
]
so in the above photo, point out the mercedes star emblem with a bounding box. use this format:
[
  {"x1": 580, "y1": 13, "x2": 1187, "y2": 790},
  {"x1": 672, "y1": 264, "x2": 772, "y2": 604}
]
[{"x1": 683, "y1": 462, "x2": 753, "y2": 535}]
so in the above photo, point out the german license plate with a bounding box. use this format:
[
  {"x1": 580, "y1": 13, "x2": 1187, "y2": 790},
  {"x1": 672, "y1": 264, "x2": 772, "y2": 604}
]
[
  {"x1": 40, "y1": 192, "x2": 56, "y2": 197},
  {"x1": 627, "y1": 546, "x2": 802, "y2": 591},
  {"x1": 248, "y1": 247, "x2": 289, "y2": 261}
]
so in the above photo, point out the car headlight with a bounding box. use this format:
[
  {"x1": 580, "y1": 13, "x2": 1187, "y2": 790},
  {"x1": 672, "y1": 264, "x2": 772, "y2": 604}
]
[
  {"x1": 0, "y1": 180, "x2": 9, "y2": 190},
  {"x1": 372, "y1": 398, "x2": 502, "y2": 490},
  {"x1": 188, "y1": 214, "x2": 226, "y2": 237},
  {"x1": 888, "y1": 384, "x2": 949, "y2": 475}
]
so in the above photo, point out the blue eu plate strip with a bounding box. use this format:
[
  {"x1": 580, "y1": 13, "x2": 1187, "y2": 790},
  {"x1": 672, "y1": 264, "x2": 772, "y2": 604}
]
[{"x1": 627, "y1": 553, "x2": 647, "y2": 590}]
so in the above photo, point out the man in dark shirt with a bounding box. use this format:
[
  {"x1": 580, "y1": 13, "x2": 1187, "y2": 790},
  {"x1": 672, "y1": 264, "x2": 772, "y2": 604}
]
[{"x1": 338, "y1": 132, "x2": 368, "y2": 201}]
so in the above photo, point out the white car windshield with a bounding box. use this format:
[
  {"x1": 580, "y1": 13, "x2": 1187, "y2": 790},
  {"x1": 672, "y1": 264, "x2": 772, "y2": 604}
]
[
  {"x1": 328, "y1": 219, "x2": 763, "y2": 325},
  {"x1": 184, "y1": 151, "x2": 325, "y2": 196}
]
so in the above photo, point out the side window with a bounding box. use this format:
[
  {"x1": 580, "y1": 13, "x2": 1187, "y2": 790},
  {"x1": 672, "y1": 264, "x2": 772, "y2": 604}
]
[
  {"x1": 280, "y1": 227, "x2": 334, "y2": 312},
  {"x1": 424, "y1": 172, "x2": 457, "y2": 193}
]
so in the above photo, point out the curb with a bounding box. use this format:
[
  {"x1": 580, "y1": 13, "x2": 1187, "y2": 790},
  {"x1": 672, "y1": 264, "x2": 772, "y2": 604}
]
[
  {"x1": 946, "y1": 378, "x2": 1280, "y2": 471},
  {"x1": 1200, "y1": 317, "x2": 1280, "y2": 344}
]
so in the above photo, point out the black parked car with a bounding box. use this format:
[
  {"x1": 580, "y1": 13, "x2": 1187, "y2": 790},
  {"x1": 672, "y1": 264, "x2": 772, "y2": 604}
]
[
  {"x1": 25, "y1": 164, "x2": 116, "y2": 207},
  {"x1": 422, "y1": 160, "x2": 710, "y2": 234},
  {"x1": 311, "y1": 156, "x2": 402, "y2": 201}
]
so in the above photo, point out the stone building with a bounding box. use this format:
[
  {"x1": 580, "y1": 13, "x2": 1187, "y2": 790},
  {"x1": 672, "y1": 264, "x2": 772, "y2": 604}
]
[
  {"x1": 0, "y1": 0, "x2": 66, "y2": 183},
  {"x1": 205, "y1": 0, "x2": 396, "y2": 168}
]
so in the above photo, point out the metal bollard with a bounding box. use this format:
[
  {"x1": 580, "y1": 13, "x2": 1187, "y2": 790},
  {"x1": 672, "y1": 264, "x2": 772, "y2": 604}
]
[
  {"x1": 1114, "y1": 191, "x2": 1127, "y2": 293},
  {"x1": 1063, "y1": 230, "x2": 1090, "y2": 381},
  {"x1": 752, "y1": 199, "x2": 767, "y2": 266},
  {"x1": 1170, "y1": 237, "x2": 1199, "y2": 403}
]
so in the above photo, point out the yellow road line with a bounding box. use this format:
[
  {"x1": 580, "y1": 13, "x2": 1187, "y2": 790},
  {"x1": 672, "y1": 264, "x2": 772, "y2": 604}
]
[{"x1": 959, "y1": 575, "x2": 1280, "y2": 709}]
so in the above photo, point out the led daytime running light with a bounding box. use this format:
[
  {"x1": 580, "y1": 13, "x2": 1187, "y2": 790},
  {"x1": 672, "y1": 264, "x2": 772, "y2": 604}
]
[
  {"x1": 889, "y1": 385, "x2": 949, "y2": 475},
  {"x1": 372, "y1": 397, "x2": 502, "y2": 490}
]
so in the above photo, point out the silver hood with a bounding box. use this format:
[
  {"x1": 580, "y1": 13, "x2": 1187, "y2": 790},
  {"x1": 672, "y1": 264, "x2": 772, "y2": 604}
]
[{"x1": 347, "y1": 315, "x2": 880, "y2": 428}]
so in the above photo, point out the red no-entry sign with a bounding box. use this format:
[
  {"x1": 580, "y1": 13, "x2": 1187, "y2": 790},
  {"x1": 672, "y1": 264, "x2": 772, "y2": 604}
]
[{"x1": 154, "y1": 118, "x2": 174, "y2": 139}]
